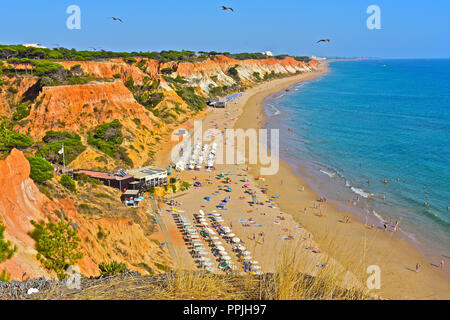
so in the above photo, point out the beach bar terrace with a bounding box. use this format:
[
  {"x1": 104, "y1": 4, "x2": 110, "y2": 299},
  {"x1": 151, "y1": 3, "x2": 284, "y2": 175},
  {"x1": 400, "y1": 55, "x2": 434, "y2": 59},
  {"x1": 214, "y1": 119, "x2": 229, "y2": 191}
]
[{"x1": 126, "y1": 165, "x2": 168, "y2": 187}]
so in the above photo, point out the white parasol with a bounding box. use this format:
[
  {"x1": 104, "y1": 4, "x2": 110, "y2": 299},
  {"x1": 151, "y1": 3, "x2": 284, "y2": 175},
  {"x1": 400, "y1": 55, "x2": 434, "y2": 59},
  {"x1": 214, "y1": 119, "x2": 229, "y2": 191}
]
[{"x1": 232, "y1": 237, "x2": 241, "y2": 243}]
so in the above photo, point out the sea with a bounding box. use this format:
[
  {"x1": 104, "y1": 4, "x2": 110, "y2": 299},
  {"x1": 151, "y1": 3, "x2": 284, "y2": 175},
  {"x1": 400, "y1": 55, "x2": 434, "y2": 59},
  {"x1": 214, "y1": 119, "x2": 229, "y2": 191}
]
[{"x1": 264, "y1": 59, "x2": 450, "y2": 267}]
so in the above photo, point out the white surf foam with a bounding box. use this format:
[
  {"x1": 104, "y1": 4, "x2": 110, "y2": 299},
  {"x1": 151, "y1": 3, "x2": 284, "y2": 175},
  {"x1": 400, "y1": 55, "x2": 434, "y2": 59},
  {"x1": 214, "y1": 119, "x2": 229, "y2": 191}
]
[
  {"x1": 320, "y1": 169, "x2": 335, "y2": 178},
  {"x1": 351, "y1": 187, "x2": 373, "y2": 199},
  {"x1": 372, "y1": 210, "x2": 386, "y2": 223}
]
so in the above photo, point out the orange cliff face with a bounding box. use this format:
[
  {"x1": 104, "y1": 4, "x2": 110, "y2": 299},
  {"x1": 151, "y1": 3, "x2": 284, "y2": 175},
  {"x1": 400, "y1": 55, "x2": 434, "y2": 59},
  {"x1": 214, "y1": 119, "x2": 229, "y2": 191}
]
[
  {"x1": 60, "y1": 60, "x2": 149, "y2": 85},
  {"x1": 21, "y1": 80, "x2": 164, "y2": 140},
  {"x1": 160, "y1": 55, "x2": 318, "y2": 93},
  {"x1": 0, "y1": 149, "x2": 172, "y2": 280}
]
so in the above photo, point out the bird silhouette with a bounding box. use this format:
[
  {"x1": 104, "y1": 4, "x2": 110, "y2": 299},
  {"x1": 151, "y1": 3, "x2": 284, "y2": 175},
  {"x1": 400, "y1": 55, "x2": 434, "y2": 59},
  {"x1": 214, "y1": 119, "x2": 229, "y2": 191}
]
[
  {"x1": 221, "y1": 6, "x2": 234, "y2": 12},
  {"x1": 317, "y1": 39, "x2": 330, "y2": 43},
  {"x1": 111, "y1": 17, "x2": 124, "y2": 23},
  {"x1": 52, "y1": 43, "x2": 61, "y2": 48}
]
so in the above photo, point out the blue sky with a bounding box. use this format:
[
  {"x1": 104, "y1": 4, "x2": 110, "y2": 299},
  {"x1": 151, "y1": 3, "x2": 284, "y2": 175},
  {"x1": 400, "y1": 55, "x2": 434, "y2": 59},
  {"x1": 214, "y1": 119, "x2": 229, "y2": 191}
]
[{"x1": 1, "y1": 0, "x2": 449, "y2": 58}]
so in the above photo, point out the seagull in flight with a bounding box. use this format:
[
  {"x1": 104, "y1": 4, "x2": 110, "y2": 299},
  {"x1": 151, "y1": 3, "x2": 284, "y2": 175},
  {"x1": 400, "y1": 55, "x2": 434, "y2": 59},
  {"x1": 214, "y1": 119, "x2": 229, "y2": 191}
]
[
  {"x1": 111, "y1": 17, "x2": 124, "y2": 23},
  {"x1": 316, "y1": 39, "x2": 330, "y2": 43},
  {"x1": 221, "y1": 6, "x2": 234, "y2": 12}
]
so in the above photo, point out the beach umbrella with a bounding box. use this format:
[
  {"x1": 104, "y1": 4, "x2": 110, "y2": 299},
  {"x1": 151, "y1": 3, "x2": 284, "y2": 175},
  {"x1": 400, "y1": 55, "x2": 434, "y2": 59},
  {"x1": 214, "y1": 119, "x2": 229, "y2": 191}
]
[
  {"x1": 222, "y1": 256, "x2": 231, "y2": 261},
  {"x1": 213, "y1": 213, "x2": 222, "y2": 217},
  {"x1": 226, "y1": 233, "x2": 235, "y2": 237},
  {"x1": 244, "y1": 184, "x2": 250, "y2": 187},
  {"x1": 216, "y1": 246, "x2": 226, "y2": 251},
  {"x1": 243, "y1": 251, "x2": 251, "y2": 256},
  {"x1": 244, "y1": 256, "x2": 252, "y2": 260},
  {"x1": 199, "y1": 209, "x2": 206, "y2": 216},
  {"x1": 200, "y1": 222, "x2": 208, "y2": 226},
  {"x1": 219, "y1": 202, "x2": 227, "y2": 206},
  {"x1": 237, "y1": 245, "x2": 246, "y2": 251},
  {"x1": 213, "y1": 241, "x2": 222, "y2": 245},
  {"x1": 273, "y1": 194, "x2": 279, "y2": 198},
  {"x1": 199, "y1": 251, "x2": 208, "y2": 255},
  {"x1": 224, "y1": 197, "x2": 230, "y2": 202},
  {"x1": 223, "y1": 226, "x2": 231, "y2": 232},
  {"x1": 253, "y1": 265, "x2": 261, "y2": 270},
  {"x1": 232, "y1": 237, "x2": 241, "y2": 243},
  {"x1": 211, "y1": 236, "x2": 220, "y2": 240}
]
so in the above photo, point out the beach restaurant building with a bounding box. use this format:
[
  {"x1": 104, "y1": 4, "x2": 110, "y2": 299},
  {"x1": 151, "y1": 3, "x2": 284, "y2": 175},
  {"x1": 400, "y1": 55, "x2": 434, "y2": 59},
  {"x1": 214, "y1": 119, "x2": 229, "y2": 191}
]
[
  {"x1": 72, "y1": 170, "x2": 135, "y2": 190},
  {"x1": 126, "y1": 166, "x2": 168, "y2": 188}
]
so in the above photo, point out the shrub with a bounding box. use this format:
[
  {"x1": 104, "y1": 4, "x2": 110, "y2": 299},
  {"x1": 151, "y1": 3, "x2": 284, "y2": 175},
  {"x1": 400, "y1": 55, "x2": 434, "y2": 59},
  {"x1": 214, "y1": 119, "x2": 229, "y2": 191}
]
[
  {"x1": 87, "y1": 120, "x2": 132, "y2": 165},
  {"x1": 60, "y1": 174, "x2": 76, "y2": 192},
  {"x1": 29, "y1": 220, "x2": 83, "y2": 280},
  {"x1": 7, "y1": 86, "x2": 18, "y2": 94},
  {"x1": 169, "y1": 177, "x2": 176, "y2": 184},
  {"x1": 0, "y1": 125, "x2": 33, "y2": 152},
  {"x1": 98, "y1": 261, "x2": 127, "y2": 275},
  {"x1": 27, "y1": 156, "x2": 54, "y2": 183},
  {"x1": 37, "y1": 131, "x2": 86, "y2": 165},
  {"x1": 12, "y1": 104, "x2": 30, "y2": 121},
  {"x1": 0, "y1": 269, "x2": 11, "y2": 282},
  {"x1": 113, "y1": 73, "x2": 121, "y2": 79},
  {"x1": 0, "y1": 220, "x2": 17, "y2": 264}
]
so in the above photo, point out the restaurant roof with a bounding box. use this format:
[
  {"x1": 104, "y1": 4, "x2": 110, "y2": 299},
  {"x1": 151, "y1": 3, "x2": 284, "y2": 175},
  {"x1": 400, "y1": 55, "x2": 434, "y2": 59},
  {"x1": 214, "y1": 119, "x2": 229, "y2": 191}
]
[
  {"x1": 74, "y1": 170, "x2": 133, "y2": 181},
  {"x1": 127, "y1": 166, "x2": 167, "y2": 179}
]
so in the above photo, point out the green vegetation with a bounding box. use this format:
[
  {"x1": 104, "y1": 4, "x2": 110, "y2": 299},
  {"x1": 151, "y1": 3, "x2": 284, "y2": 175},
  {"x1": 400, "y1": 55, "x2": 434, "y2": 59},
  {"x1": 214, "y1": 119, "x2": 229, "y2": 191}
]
[
  {"x1": 74, "y1": 173, "x2": 102, "y2": 186},
  {"x1": 26, "y1": 156, "x2": 54, "y2": 183},
  {"x1": 60, "y1": 174, "x2": 76, "y2": 192},
  {"x1": 0, "y1": 122, "x2": 33, "y2": 153},
  {"x1": 12, "y1": 104, "x2": 30, "y2": 121},
  {"x1": 98, "y1": 261, "x2": 127, "y2": 275},
  {"x1": 87, "y1": 120, "x2": 132, "y2": 166},
  {"x1": 29, "y1": 220, "x2": 83, "y2": 280},
  {"x1": 37, "y1": 131, "x2": 86, "y2": 165},
  {"x1": 0, "y1": 269, "x2": 11, "y2": 282},
  {"x1": 0, "y1": 219, "x2": 17, "y2": 264},
  {"x1": 227, "y1": 66, "x2": 240, "y2": 81},
  {"x1": 175, "y1": 86, "x2": 206, "y2": 111}
]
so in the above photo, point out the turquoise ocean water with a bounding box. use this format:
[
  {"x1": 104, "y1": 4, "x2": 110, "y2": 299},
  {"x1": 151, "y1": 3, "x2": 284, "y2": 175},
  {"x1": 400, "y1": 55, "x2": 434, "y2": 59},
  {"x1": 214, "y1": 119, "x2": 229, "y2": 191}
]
[{"x1": 265, "y1": 59, "x2": 450, "y2": 263}]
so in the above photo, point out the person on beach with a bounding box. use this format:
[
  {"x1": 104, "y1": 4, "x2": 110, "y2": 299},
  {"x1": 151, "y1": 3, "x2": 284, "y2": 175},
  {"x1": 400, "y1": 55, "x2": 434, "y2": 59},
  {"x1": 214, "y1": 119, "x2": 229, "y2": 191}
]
[
  {"x1": 383, "y1": 223, "x2": 387, "y2": 232},
  {"x1": 304, "y1": 208, "x2": 307, "y2": 214},
  {"x1": 415, "y1": 263, "x2": 421, "y2": 273},
  {"x1": 394, "y1": 220, "x2": 399, "y2": 232}
]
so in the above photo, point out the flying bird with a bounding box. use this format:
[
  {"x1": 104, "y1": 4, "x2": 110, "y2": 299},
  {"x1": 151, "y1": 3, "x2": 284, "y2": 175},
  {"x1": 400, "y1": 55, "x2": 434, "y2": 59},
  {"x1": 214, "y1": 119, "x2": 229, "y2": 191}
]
[
  {"x1": 111, "y1": 17, "x2": 124, "y2": 23},
  {"x1": 221, "y1": 6, "x2": 234, "y2": 12},
  {"x1": 89, "y1": 47, "x2": 98, "y2": 51},
  {"x1": 317, "y1": 39, "x2": 330, "y2": 43}
]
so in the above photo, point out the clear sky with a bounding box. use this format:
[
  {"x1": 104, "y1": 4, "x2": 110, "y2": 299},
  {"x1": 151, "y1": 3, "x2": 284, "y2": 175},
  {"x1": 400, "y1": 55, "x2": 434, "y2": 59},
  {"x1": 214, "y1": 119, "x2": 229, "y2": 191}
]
[{"x1": 1, "y1": 0, "x2": 449, "y2": 58}]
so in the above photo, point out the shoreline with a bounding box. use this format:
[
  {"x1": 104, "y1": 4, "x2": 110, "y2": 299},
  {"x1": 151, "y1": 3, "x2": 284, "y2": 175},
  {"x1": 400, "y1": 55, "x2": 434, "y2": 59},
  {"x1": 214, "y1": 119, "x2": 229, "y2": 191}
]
[{"x1": 156, "y1": 63, "x2": 450, "y2": 299}]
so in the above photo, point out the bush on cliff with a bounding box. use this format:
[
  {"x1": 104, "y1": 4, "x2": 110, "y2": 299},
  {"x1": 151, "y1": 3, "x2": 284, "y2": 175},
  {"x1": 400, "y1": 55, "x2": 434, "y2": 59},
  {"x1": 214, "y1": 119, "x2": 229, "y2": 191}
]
[
  {"x1": 0, "y1": 220, "x2": 17, "y2": 263},
  {"x1": 27, "y1": 156, "x2": 54, "y2": 183},
  {"x1": 0, "y1": 125, "x2": 33, "y2": 153},
  {"x1": 87, "y1": 120, "x2": 132, "y2": 166},
  {"x1": 60, "y1": 174, "x2": 76, "y2": 192},
  {"x1": 98, "y1": 261, "x2": 127, "y2": 275},
  {"x1": 0, "y1": 219, "x2": 18, "y2": 282},
  {"x1": 12, "y1": 104, "x2": 30, "y2": 121},
  {"x1": 29, "y1": 220, "x2": 83, "y2": 280},
  {"x1": 37, "y1": 131, "x2": 86, "y2": 165}
]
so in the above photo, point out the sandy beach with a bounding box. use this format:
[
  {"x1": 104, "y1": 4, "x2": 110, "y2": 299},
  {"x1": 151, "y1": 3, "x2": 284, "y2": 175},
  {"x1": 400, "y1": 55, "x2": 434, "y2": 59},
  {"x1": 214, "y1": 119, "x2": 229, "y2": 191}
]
[{"x1": 154, "y1": 63, "x2": 450, "y2": 300}]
